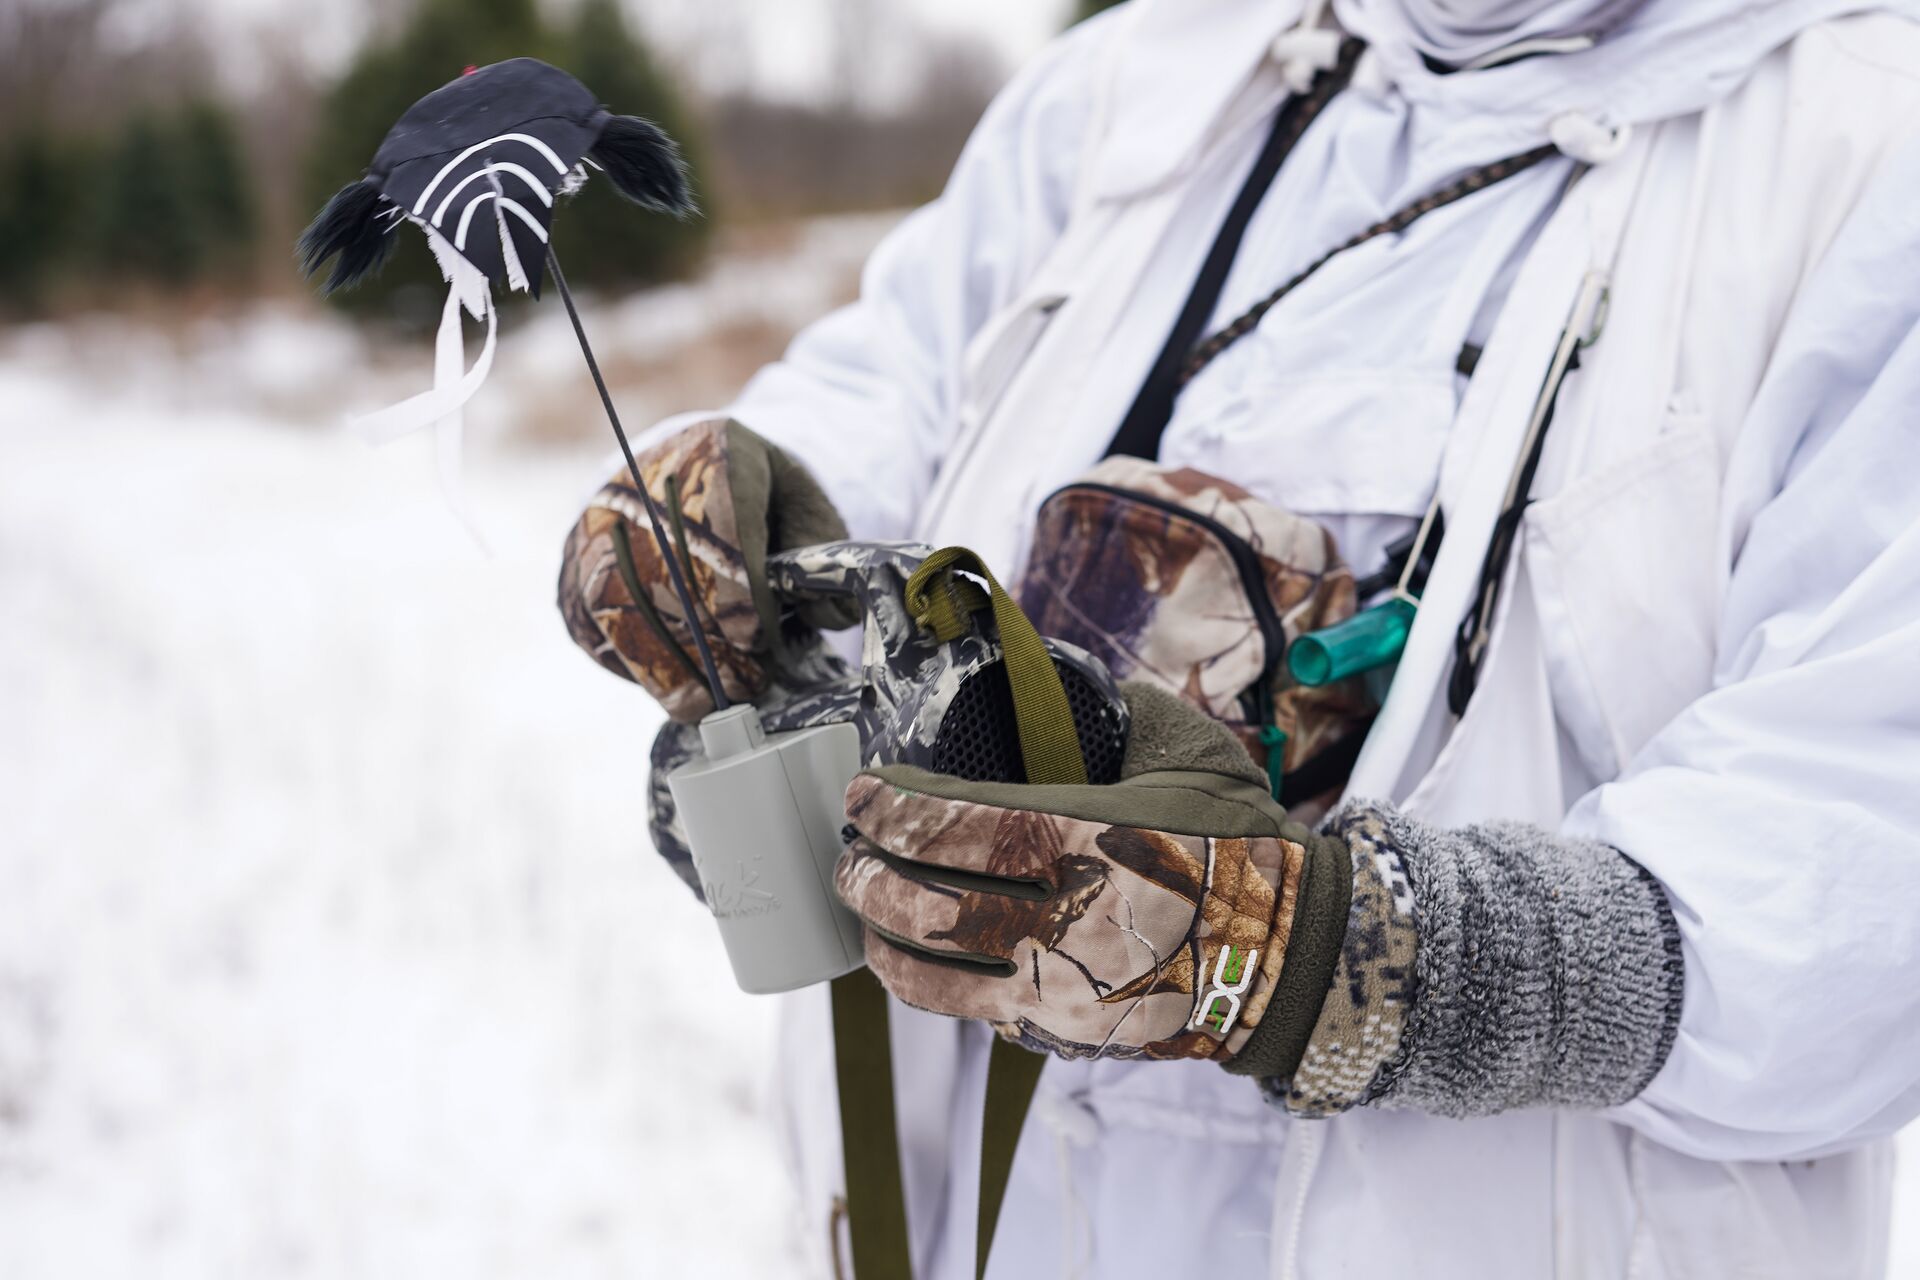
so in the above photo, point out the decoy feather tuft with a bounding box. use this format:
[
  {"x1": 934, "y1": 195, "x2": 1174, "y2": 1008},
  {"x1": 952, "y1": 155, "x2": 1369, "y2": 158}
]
[
  {"x1": 298, "y1": 178, "x2": 397, "y2": 294},
  {"x1": 587, "y1": 115, "x2": 696, "y2": 217}
]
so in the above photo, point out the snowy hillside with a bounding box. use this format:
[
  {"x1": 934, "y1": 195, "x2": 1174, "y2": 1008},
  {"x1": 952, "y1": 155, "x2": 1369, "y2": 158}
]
[
  {"x1": 0, "y1": 217, "x2": 900, "y2": 1279},
  {"x1": 1, "y1": 210, "x2": 1917, "y2": 1278},
  {"x1": 0, "y1": 403, "x2": 796, "y2": 1278}
]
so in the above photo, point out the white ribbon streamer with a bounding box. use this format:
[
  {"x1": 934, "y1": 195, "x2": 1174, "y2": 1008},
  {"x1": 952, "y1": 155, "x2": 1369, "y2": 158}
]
[
  {"x1": 347, "y1": 218, "x2": 501, "y2": 549},
  {"x1": 347, "y1": 285, "x2": 497, "y2": 447}
]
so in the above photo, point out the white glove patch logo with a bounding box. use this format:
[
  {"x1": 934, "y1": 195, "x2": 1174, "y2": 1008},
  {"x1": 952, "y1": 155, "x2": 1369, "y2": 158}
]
[{"x1": 1191, "y1": 945, "x2": 1258, "y2": 1035}]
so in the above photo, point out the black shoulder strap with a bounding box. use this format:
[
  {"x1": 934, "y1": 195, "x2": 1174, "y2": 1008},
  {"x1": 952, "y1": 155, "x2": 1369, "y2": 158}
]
[{"x1": 1105, "y1": 38, "x2": 1362, "y2": 461}]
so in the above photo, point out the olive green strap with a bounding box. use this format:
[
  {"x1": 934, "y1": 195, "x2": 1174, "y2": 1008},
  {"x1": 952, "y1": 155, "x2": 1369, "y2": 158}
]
[
  {"x1": 904, "y1": 546, "x2": 1089, "y2": 788},
  {"x1": 830, "y1": 975, "x2": 1042, "y2": 1280},
  {"x1": 905, "y1": 545, "x2": 1093, "y2": 1278},
  {"x1": 977, "y1": 1037, "x2": 1045, "y2": 1279},
  {"x1": 831, "y1": 969, "x2": 913, "y2": 1279}
]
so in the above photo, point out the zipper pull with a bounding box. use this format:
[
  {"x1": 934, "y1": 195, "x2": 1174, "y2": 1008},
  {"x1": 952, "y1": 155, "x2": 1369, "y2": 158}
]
[
  {"x1": 1252, "y1": 673, "x2": 1287, "y2": 801},
  {"x1": 1259, "y1": 724, "x2": 1288, "y2": 802}
]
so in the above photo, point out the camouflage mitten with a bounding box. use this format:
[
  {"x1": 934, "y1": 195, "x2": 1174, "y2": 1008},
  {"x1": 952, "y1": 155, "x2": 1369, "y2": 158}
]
[
  {"x1": 557, "y1": 417, "x2": 859, "y2": 720},
  {"x1": 835, "y1": 681, "x2": 1353, "y2": 1065}
]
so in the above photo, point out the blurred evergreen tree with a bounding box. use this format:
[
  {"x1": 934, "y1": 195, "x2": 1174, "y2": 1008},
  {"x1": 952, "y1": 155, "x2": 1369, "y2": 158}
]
[
  {"x1": 301, "y1": 0, "x2": 709, "y2": 329},
  {"x1": 1072, "y1": 0, "x2": 1127, "y2": 22},
  {"x1": 0, "y1": 130, "x2": 76, "y2": 309},
  {"x1": 2, "y1": 98, "x2": 256, "y2": 309},
  {"x1": 84, "y1": 102, "x2": 258, "y2": 293},
  {"x1": 551, "y1": 0, "x2": 709, "y2": 289},
  {"x1": 95, "y1": 115, "x2": 204, "y2": 286},
  {"x1": 174, "y1": 100, "x2": 257, "y2": 271}
]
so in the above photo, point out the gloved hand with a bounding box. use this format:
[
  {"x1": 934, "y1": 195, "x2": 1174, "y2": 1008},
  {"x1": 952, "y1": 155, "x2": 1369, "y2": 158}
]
[
  {"x1": 835, "y1": 680, "x2": 1354, "y2": 1067},
  {"x1": 839, "y1": 676, "x2": 1686, "y2": 1120},
  {"x1": 557, "y1": 417, "x2": 859, "y2": 720}
]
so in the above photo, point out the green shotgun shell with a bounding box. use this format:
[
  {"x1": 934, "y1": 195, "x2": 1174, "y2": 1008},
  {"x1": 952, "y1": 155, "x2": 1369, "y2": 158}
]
[{"x1": 1288, "y1": 597, "x2": 1418, "y2": 687}]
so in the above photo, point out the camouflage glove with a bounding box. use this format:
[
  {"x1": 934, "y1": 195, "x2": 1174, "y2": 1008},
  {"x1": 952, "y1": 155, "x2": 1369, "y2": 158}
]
[
  {"x1": 557, "y1": 417, "x2": 859, "y2": 721},
  {"x1": 836, "y1": 681, "x2": 1352, "y2": 1066}
]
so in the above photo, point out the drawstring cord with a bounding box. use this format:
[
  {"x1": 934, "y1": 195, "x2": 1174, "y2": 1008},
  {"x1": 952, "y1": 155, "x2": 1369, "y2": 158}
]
[
  {"x1": 1032, "y1": 1091, "x2": 1100, "y2": 1279},
  {"x1": 1268, "y1": 1122, "x2": 1327, "y2": 1280}
]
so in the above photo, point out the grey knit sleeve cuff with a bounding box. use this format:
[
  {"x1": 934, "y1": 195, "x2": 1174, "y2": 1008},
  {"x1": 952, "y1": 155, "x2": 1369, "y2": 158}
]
[{"x1": 1262, "y1": 801, "x2": 1685, "y2": 1119}]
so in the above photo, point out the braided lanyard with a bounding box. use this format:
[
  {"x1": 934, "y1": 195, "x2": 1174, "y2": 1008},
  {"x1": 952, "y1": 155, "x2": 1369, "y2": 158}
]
[
  {"x1": 1109, "y1": 37, "x2": 1566, "y2": 459},
  {"x1": 1180, "y1": 139, "x2": 1562, "y2": 385}
]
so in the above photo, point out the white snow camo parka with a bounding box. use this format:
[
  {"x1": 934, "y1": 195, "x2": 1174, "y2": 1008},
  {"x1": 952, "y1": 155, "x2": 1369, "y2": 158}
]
[{"x1": 640, "y1": 0, "x2": 1920, "y2": 1274}]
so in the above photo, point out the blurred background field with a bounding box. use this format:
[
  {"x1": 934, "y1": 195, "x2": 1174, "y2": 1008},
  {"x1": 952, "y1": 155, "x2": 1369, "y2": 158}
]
[
  {"x1": 0, "y1": 1, "x2": 1093, "y2": 1274},
  {"x1": 0, "y1": 0, "x2": 1915, "y2": 1276}
]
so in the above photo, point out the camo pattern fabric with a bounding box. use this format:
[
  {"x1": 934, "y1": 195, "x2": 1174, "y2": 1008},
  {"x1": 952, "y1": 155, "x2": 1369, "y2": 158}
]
[
  {"x1": 1271, "y1": 804, "x2": 1418, "y2": 1116},
  {"x1": 1018, "y1": 457, "x2": 1372, "y2": 799},
  {"x1": 647, "y1": 672, "x2": 863, "y2": 899},
  {"x1": 647, "y1": 721, "x2": 703, "y2": 894},
  {"x1": 837, "y1": 773, "x2": 1306, "y2": 1061},
  {"x1": 648, "y1": 538, "x2": 1128, "y2": 899},
  {"x1": 767, "y1": 540, "x2": 1128, "y2": 775},
  {"x1": 558, "y1": 418, "x2": 768, "y2": 721}
]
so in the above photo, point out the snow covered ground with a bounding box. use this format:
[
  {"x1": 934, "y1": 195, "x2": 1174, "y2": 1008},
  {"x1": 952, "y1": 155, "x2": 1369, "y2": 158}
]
[
  {"x1": 0, "y1": 217, "x2": 897, "y2": 1279},
  {"x1": 0, "y1": 411, "x2": 791, "y2": 1279},
  {"x1": 2, "y1": 211, "x2": 1918, "y2": 1278}
]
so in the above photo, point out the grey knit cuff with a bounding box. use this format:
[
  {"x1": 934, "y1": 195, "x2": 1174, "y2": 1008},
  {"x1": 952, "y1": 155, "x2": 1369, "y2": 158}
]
[{"x1": 1262, "y1": 800, "x2": 1685, "y2": 1119}]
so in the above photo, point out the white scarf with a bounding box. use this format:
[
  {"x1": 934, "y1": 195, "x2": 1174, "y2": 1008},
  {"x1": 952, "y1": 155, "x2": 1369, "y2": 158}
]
[{"x1": 1386, "y1": 0, "x2": 1650, "y2": 64}]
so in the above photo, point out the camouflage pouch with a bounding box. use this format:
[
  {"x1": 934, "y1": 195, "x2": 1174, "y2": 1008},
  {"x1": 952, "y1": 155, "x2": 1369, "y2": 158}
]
[{"x1": 1017, "y1": 457, "x2": 1374, "y2": 811}]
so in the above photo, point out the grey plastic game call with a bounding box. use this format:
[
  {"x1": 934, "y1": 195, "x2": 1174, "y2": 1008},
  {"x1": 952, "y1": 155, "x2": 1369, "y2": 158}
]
[{"x1": 668, "y1": 704, "x2": 867, "y2": 994}]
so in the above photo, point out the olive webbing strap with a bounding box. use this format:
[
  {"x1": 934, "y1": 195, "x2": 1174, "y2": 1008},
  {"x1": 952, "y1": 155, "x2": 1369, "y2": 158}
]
[
  {"x1": 906, "y1": 544, "x2": 1089, "y2": 1278},
  {"x1": 831, "y1": 968, "x2": 913, "y2": 1280},
  {"x1": 905, "y1": 546, "x2": 1089, "y2": 788}
]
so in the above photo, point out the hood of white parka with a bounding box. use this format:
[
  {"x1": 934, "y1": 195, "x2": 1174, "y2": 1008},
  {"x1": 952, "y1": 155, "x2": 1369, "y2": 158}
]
[{"x1": 1089, "y1": 0, "x2": 1920, "y2": 198}]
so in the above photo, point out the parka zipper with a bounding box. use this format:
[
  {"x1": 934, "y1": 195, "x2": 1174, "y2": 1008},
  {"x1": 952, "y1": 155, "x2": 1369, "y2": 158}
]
[{"x1": 1043, "y1": 481, "x2": 1290, "y2": 714}]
